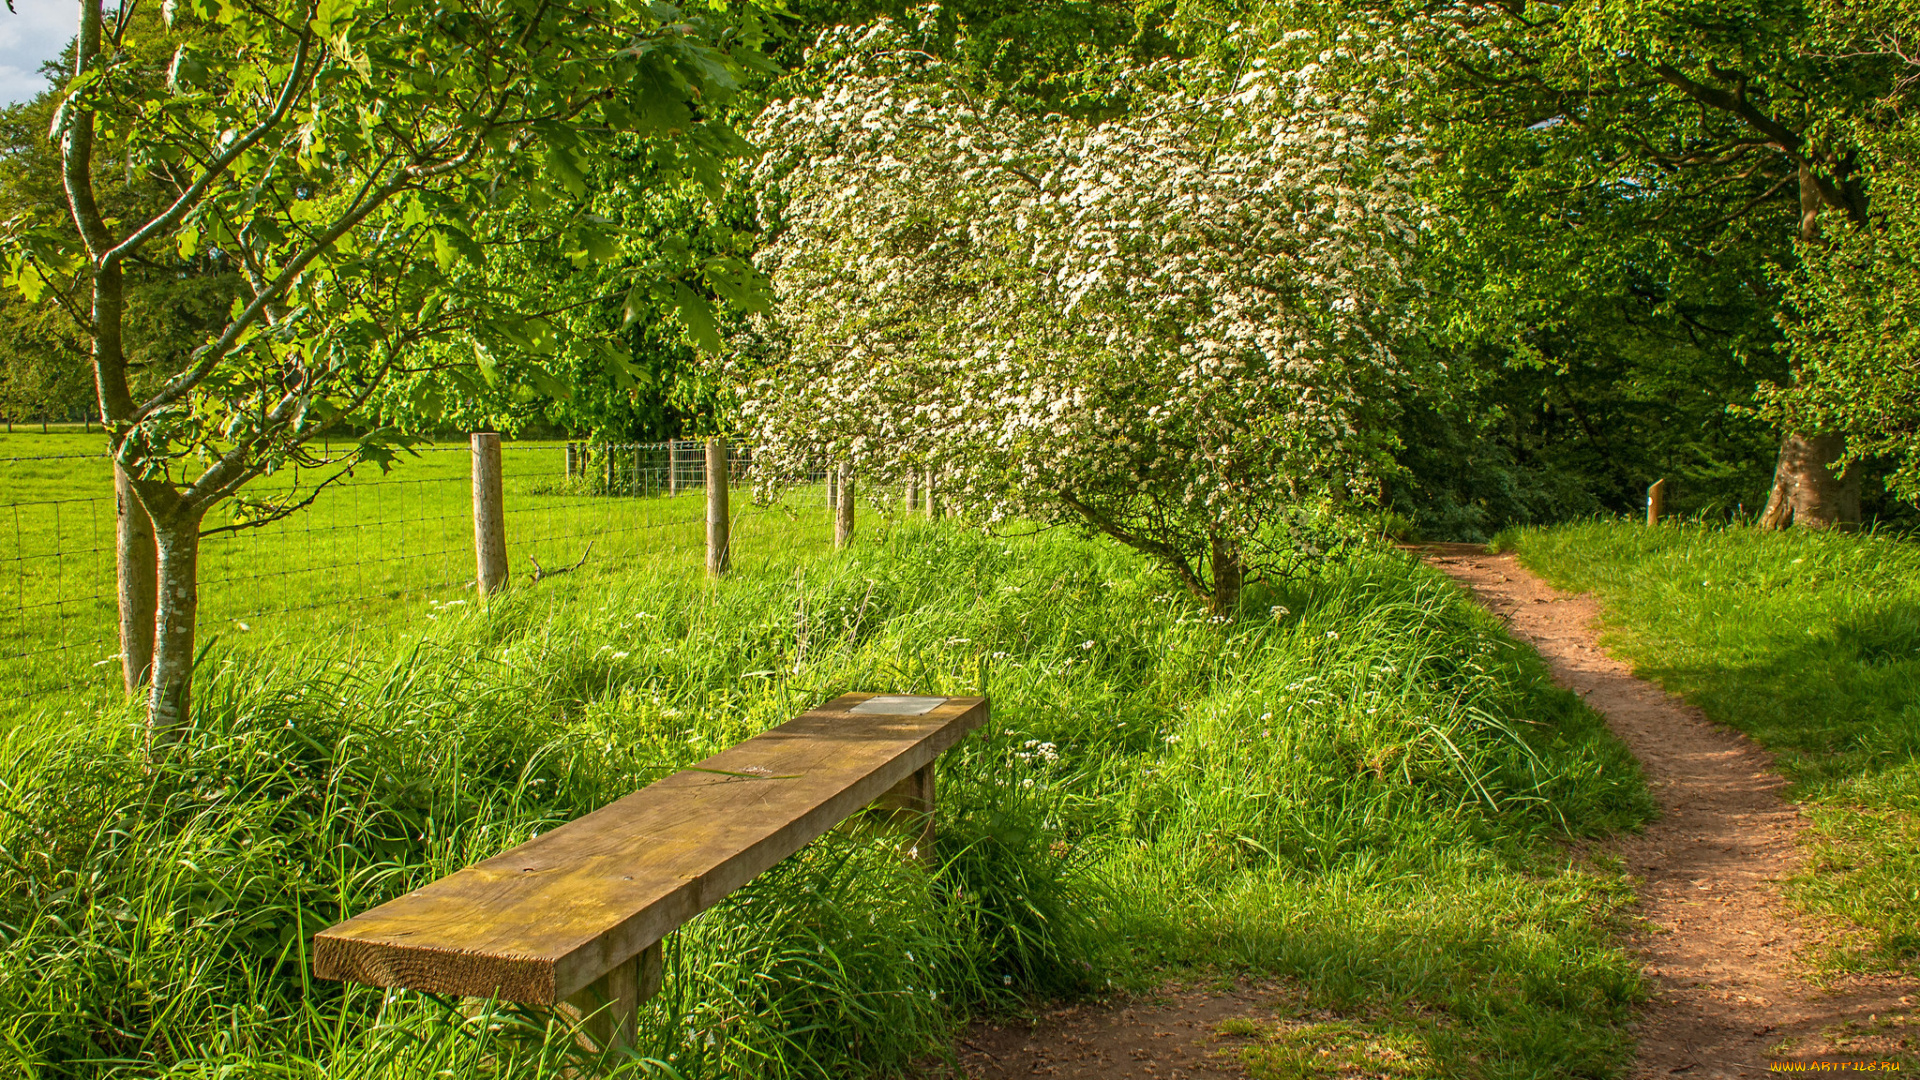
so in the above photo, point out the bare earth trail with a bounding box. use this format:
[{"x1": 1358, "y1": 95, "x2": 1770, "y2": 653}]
[
  {"x1": 934, "y1": 545, "x2": 1915, "y2": 1079},
  {"x1": 1420, "y1": 543, "x2": 1914, "y2": 1077}
]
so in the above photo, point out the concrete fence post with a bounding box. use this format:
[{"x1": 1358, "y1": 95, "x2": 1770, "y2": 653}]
[{"x1": 472, "y1": 433, "x2": 509, "y2": 595}]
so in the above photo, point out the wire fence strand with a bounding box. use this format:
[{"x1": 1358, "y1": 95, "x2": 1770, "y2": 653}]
[{"x1": 0, "y1": 440, "x2": 926, "y2": 705}]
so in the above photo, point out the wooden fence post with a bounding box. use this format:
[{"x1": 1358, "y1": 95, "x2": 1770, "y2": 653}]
[
  {"x1": 565, "y1": 442, "x2": 576, "y2": 479},
  {"x1": 707, "y1": 437, "x2": 731, "y2": 576},
  {"x1": 1647, "y1": 478, "x2": 1667, "y2": 527},
  {"x1": 472, "y1": 433, "x2": 509, "y2": 595},
  {"x1": 669, "y1": 440, "x2": 682, "y2": 496},
  {"x1": 923, "y1": 467, "x2": 937, "y2": 519},
  {"x1": 835, "y1": 468, "x2": 856, "y2": 548},
  {"x1": 905, "y1": 470, "x2": 919, "y2": 513}
]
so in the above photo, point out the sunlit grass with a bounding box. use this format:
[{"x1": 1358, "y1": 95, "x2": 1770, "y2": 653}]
[
  {"x1": 0, "y1": 433, "x2": 832, "y2": 714},
  {"x1": 1, "y1": 521, "x2": 1654, "y2": 1078}
]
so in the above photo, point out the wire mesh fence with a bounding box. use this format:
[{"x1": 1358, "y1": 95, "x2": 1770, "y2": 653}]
[{"x1": 0, "y1": 438, "x2": 914, "y2": 706}]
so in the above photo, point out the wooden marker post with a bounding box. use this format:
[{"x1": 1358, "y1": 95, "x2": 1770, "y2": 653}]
[
  {"x1": 472, "y1": 433, "x2": 509, "y2": 595},
  {"x1": 706, "y1": 438, "x2": 730, "y2": 576},
  {"x1": 1647, "y1": 478, "x2": 1667, "y2": 527},
  {"x1": 835, "y1": 468, "x2": 856, "y2": 548}
]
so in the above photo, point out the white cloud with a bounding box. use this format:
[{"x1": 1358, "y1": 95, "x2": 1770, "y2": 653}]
[{"x1": 0, "y1": 0, "x2": 75, "y2": 106}]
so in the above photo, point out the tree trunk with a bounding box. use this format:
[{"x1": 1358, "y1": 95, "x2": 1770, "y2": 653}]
[
  {"x1": 1208, "y1": 533, "x2": 1243, "y2": 616},
  {"x1": 147, "y1": 506, "x2": 205, "y2": 748},
  {"x1": 114, "y1": 463, "x2": 156, "y2": 694},
  {"x1": 1759, "y1": 431, "x2": 1860, "y2": 531},
  {"x1": 1758, "y1": 167, "x2": 1863, "y2": 532}
]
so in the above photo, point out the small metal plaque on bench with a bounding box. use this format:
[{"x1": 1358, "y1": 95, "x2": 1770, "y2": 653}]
[{"x1": 848, "y1": 695, "x2": 947, "y2": 716}]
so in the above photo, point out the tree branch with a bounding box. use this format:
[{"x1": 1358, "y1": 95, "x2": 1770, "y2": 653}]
[{"x1": 104, "y1": 30, "x2": 316, "y2": 270}]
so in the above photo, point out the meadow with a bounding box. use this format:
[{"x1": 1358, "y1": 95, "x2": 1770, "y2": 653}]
[
  {"x1": 1516, "y1": 521, "x2": 1920, "y2": 974},
  {"x1": 0, "y1": 505, "x2": 1658, "y2": 1078},
  {"x1": 0, "y1": 433, "x2": 823, "y2": 710}
]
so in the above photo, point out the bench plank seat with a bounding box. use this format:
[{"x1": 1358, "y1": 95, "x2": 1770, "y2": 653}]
[{"x1": 312, "y1": 694, "x2": 986, "y2": 1006}]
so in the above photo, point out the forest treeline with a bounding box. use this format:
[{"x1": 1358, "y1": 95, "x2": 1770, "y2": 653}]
[{"x1": 4, "y1": 0, "x2": 1918, "y2": 542}]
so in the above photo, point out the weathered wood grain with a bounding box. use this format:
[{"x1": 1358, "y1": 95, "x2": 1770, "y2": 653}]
[
  {"x1": 312, "y1": 694, "x2": 986, "y2": 1005},
  {"x1": 471, "y1": 434, "x2": 507, "y2": 595}
]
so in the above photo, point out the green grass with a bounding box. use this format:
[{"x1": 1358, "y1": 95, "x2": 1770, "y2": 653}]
[
  {"x1": 0, "y1": 519, "x2": 1656, "y2": 1079},
  {"x1": 0, "y1": 433, "x2": 818, "y2": 710},
  {"x1": 1516, "y1": 520, "x2": 1920, "y2": 974}
]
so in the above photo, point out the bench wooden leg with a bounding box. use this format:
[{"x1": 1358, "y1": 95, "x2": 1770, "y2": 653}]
[
  {"x1": 871, "y1": 763, "x2": 936, "y2": 861},
  {"x1": 562, "y1": 938, "x2": 663, "y2": 1052}
]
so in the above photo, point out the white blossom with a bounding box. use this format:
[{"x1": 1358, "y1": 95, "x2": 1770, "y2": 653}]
[{"x1": 739, "y1": 17, "x2": 1434, "y2": 602}]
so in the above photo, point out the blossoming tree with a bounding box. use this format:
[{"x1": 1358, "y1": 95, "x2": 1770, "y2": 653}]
[{"x1": 743, "y1": 20, "x2": 1425, "y2": 612}]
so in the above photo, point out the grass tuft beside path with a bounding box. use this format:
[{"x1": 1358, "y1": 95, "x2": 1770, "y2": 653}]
[
  {"x1": 2, "y1": 526, "x2": 1653, "y2": 1079},
  {"x1": 1517, "y1": 521, "x2": 1920, "y2": 974}
]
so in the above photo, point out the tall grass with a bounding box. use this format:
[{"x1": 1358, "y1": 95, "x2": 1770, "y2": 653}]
[
  {"x1": 1518, "y1": 519, "x2": 1920, "y2": 974},
  {"x1": 2, "y1": 522, "x2": 1653, "y2": 1078}
]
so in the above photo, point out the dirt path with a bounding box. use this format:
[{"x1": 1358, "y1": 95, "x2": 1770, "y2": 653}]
[
  {"x1": 935, "y1": 545, "x2": 1914, "y2": 1079},
  {"x1": 1419, "y1": 543, "x2": 1914, "y2": 1077}
]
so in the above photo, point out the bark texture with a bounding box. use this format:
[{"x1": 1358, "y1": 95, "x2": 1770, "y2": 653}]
[
  {"x1": 1759, "y1": 431, "x2": 1861, "y2": 530},
  {"x1": 115, "y1": 464, "x2": 157, "y2": 694},
  {"x1": 1208, "y1": 534, "x2": 1243, "y2": 616},
  {"x1": 147, "y1": 507, "x2": 204, "y2": 750}
]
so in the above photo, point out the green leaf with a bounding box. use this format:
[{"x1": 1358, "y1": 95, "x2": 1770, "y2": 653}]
[
  {"x1": 671, "y1": 281, "x2": 721, "y2": 354},
  {"x1": 545, "y1": 145, "x2": 588, "y2": 200},
  {"x1": 473, "y1": 341, "x2": 500, "y2": 385},
  {"x1": 580, "y1": 227, "x2": 620, "y2": 264},
  {"x1": 524, "y1": 364, "x2": 573, "y2": 401}
]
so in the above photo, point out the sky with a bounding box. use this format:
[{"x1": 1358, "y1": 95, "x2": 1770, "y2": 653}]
[{"x1": 0, "y1": 0, "x2": 72, "y2": 107}]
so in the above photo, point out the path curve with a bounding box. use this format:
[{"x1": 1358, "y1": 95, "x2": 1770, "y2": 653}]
[
  {"x1": 1420, "y1": 543, "x2": 1914, "y2": 1077},
  {"x1": 934, "y1": 546, "x2": 1915, "y2": 1079}
]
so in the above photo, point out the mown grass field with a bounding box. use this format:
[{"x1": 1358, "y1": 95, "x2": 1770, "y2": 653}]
[
  {"x1": 1516, "y1": 521, "x2": 1920, "y2": 975},
  {"x1": 0, "y1": 433, "x2": 830, "y2": 713},
  {"x1": 0, "y1": 510, "x2": 1658, "y2": 1079}
]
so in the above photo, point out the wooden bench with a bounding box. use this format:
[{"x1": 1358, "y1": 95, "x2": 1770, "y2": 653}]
[{"x1": 312, "y1": 693, "x2": 987, "y2": 1047}]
